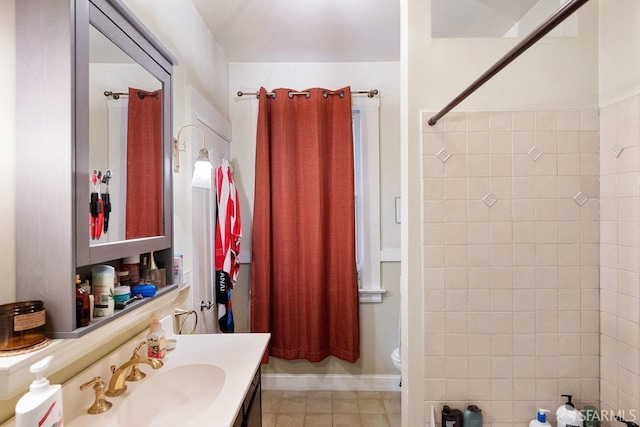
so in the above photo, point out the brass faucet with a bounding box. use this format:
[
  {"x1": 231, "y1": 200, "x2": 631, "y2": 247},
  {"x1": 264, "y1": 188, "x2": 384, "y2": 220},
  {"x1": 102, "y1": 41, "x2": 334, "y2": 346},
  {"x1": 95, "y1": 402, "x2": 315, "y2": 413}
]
[
  {"x1": 126, "y1": 342, "x2": 149, "y2": 382},
  {"x1": 105, "y1": 349, "x2": 163, "y2": 397}
]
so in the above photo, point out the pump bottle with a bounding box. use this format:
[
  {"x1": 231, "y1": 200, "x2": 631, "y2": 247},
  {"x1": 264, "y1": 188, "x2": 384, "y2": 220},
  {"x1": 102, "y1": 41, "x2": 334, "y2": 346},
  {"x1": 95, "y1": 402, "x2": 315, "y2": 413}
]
[
  {"x1": 15, "y1": 356, "x2": 63, "y2": 427},
  {"x1": 147, "y1": 315, "x2": 166, "y2": 359},
  {"x1": 556, "y1": 394, "x2": 584, "y2": 427},
  {"x1": 530, "y1": 408, "x2": 551, "y2": 427}
]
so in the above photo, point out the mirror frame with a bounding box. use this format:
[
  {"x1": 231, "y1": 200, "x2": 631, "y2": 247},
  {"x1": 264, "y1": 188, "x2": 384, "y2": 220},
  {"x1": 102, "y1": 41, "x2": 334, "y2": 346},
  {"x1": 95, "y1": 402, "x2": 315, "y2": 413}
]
[{"x1": 75, "y1": 0, "x2": 176, "y2": 267}]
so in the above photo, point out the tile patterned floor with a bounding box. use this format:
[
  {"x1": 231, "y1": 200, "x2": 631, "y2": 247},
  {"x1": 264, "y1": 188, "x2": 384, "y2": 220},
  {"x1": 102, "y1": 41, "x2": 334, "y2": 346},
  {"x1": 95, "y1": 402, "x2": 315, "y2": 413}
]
[{"x1": 262, "y1": 390, "x2": 401, "y2": 427}]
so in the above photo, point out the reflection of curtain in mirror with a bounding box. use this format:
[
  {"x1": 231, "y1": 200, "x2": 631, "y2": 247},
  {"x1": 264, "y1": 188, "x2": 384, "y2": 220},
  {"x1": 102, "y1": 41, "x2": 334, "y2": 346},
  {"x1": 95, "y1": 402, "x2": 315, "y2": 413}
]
[{"x1": 126, "y1": 87, "x2": 162, "y2": 239}]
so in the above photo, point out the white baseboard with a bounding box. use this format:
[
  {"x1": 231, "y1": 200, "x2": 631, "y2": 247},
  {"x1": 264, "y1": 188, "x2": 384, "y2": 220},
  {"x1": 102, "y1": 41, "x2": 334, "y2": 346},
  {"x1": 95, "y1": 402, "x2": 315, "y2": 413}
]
[{"x1": 262, "y1": 373, "x2": 402, "y2": 392}]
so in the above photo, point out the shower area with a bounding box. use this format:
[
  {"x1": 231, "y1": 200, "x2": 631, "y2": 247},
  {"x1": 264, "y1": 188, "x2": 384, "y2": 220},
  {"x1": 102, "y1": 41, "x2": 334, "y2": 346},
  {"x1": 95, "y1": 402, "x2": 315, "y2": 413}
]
[{"x1": 406, "y1": 0, "x2": 640, "y2": 425}]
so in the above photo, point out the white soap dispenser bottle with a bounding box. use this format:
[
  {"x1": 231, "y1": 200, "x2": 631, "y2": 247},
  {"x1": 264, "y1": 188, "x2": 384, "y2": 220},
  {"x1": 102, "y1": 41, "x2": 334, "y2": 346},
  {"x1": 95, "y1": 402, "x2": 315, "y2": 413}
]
[
  {"x1": 15, "y1": 356, "x2": 63, "y2": 427},
  {"x1": 556, "y1": 394, "x2": 584, "y2": 427},
  {"x1": 529, "y1": 408, "x2": 551, "y2": 427}
]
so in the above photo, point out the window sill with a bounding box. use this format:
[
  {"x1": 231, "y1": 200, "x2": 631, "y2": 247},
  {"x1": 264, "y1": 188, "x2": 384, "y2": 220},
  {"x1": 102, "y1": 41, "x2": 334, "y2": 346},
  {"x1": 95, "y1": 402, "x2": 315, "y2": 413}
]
[{"x1": 359, "y1": 288, "x2": 387, "y2": 303}]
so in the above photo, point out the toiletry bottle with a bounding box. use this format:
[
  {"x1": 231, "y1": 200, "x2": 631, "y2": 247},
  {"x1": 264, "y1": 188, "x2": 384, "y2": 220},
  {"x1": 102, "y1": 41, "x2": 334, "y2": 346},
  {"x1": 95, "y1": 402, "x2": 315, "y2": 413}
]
[
  {"x1": 122, "y1": 255, "x2": 141, "y2": 285},
  {"x1": 81, "y1": 279, "x2": 91, "y2": 293},
  {"x1": 75, "y1": 274, "x2": 90, "y2": 327},
  {"x1": 583, "y1": 405, "x2": 599, "y2": 427},
  {"x1": 530, "y1": 409, "x2": 551, "y2": 427},
  {"x1": 15, "y1": 356, "x2": 63, "y2": 427},
  {"x1": 442, "y1": 405, "x2": 463, "y2": 427},
  {"x1": 556, "y1": 394, "x2": 584, "y2": 427},
  {"x1": 147, "y1": 315, "x2": 166, "y2": 359},
  {"x1": 173, "y1": 252, "x2": 184, "y2": 286},
  {"x1": 117, "y1": 270, "x2": 130, "y2": 287},
  {"x1": 464, "y1": 405, "x2": 483, "y2": 427},
  {"x1": 91, "y1": 264, "x2": 115, "y2": 317},
  {"x1": 88, "y1": 294, "x2": 94, "y2": 322},
  {"x1": 146, "y1": 251, "x2": 161, "y2": 287}
]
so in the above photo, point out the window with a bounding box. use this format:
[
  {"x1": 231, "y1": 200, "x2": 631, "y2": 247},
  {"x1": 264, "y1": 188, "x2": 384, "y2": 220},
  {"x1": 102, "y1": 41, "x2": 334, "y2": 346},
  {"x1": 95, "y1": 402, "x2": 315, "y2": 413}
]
[{"x1": 352, "y1": 96, "x2": 385, "y2": 303}]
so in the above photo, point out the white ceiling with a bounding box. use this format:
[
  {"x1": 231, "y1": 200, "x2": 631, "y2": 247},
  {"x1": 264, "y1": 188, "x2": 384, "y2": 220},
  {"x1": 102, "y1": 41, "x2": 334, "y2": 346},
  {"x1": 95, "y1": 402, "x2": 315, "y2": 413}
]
[
  {"x1": 189, "y1": 0, "x2": 557, "y2": 63},
  {"x1": 190, "y1": 0, "x2": 400, "y2": 62},
  {"x1": 431, "y1": 0, "x2": 539, "y2": 38}
]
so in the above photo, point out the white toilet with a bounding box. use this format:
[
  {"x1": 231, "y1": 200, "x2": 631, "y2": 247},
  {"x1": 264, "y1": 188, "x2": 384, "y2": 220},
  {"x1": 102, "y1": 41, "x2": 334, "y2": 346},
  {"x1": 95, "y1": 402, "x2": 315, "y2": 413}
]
[
  {"x1": 391, "y1": 309, "x2": 401, "y2": 384},
  {"x1": 391, "y1": 347, "x2": 401, "y2": 373},
  {"x1": 391, "y1": 283, "x2": 401, "y2": 384}
]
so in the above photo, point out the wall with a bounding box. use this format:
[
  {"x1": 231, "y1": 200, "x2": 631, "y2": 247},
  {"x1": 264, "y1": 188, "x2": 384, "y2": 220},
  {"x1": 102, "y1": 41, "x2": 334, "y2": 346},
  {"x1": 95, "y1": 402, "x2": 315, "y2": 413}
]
[
  {"x1": 598, "y1": 1, "x2": 640, "y2": 425},
  {"x1": 422, "y1": 109, "x2": 600, "y2": 426},
  {"x1": 406, "y1": 0, "x2": 600, "y2": 424},
  {"x1": 599, "y1": 94, "x2": 640, "y2": 427},
  {"x1": 598, "y1": 0, "x2": 640, "y2": 107},
  {"x1": 229, "y1": 62, "x2": 402, "y2": 377},
  {"x1": 0, "y1": 0, "x2": 16, "y2": 305}
]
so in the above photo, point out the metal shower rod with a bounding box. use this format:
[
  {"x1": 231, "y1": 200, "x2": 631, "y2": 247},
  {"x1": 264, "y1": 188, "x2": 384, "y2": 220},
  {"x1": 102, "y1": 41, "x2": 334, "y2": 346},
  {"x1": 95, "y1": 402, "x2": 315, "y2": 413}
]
[{"x1": 428, "y1": 0, "x2": 591, "y2": 126}]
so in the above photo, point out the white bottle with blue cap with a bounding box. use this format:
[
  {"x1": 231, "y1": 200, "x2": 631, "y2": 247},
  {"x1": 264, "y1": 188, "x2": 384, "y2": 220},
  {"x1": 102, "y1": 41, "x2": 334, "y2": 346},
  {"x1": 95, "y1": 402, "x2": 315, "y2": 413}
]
[{"x1": 529, "y1": 408, "x2": 551, "y2": 427}]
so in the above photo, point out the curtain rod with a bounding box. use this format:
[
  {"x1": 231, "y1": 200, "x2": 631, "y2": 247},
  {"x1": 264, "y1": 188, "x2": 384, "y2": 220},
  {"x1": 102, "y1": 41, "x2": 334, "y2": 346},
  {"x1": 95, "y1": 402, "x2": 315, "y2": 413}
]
[
  {"x1": 428, "y1": 0, "x2": 590, "y2": 126},
  {"x1": 104, "y1": 90, "x2": 159, "y2": 100},
  {"x1": 237, "y1": 89, "x2": 379, "y2": 99}
]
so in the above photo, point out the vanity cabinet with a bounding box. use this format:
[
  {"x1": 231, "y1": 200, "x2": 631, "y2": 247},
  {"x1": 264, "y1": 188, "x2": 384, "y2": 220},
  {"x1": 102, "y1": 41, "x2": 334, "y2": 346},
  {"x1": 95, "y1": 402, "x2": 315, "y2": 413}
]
[
  {"x1": 233, "y1": 367, "x2": 262, "y2": 427},
  {"x1": 16, "y1": 0, "x2": 177, "y2": 338}
]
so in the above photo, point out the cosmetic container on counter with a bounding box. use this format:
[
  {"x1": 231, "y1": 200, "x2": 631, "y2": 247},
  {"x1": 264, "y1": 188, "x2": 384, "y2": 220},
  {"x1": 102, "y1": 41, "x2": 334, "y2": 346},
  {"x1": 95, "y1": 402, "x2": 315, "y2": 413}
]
[
  {"x1": 146, "y1": 315, "x2": 166, "y2": 359},
  {"x1": 0, "y1": 300, "x2": 46, "y2": 351}
]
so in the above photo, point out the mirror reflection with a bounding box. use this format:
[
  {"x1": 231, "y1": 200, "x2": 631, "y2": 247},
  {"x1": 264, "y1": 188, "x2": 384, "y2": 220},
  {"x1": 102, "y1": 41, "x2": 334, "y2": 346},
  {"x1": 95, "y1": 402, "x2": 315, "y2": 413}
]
[{"x1": 88, "y1": 25, "x2": 163, "y2": 246}]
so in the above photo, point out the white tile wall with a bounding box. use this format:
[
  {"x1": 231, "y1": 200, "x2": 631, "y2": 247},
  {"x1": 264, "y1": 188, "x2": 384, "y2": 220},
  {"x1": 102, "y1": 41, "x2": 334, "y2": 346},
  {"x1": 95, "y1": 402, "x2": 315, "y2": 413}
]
[
  {"x1": 599, "y1": 94, "x2": 640, "y2": 427},
  {"x1": 421, "y1": 108, "x2": 601, "y2": 426}
]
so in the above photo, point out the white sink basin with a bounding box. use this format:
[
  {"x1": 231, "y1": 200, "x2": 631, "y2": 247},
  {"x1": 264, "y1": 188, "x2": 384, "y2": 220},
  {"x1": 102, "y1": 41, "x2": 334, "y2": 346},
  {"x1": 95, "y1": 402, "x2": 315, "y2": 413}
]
[{"x1": 116, "y1": 364, "x2": 225, "y2": 426}]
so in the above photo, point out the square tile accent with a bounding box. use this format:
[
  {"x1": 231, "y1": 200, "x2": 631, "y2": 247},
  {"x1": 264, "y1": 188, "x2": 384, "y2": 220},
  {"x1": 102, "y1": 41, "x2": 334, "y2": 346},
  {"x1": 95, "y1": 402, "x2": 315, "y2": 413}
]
[
  {"x1": 482, "y1": 192, "x2": 497, "y2": 207},
  {"x1": 527, "y1": 146, "x2": 542, "y2": 161},
  {"x1": 612, "y1": 144, "x2": 625, "y2": 158},
  {"x1": 572, "y1": 191, "x2": 588, "y2": 206},
  {"x1": 436, "y1": 147, "x2": 452, "y2": 163}
]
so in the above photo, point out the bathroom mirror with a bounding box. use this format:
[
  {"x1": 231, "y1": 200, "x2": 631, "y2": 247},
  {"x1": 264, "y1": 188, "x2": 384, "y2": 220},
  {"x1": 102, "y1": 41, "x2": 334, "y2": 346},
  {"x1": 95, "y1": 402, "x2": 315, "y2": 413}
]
[
  {"x1": 88, "y1": 25, "x2": 163, "y2": 246},
  {"x1": 76, "y1": 0, "x2": 175, "y2": 267}
]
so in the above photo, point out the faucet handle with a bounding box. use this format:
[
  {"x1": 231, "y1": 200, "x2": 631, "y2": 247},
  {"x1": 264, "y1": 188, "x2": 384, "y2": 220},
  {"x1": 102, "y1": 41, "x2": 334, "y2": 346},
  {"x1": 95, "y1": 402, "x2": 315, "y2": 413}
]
[
  {"x1": 126, "y1": 341, "x2": 149, "y2": 381},
  {"x1": 79, "y1": 376, "x2": 112, "y2": 414},
  {"x1": 131, "y1": 341, "x2": 146, "y2": 359}
]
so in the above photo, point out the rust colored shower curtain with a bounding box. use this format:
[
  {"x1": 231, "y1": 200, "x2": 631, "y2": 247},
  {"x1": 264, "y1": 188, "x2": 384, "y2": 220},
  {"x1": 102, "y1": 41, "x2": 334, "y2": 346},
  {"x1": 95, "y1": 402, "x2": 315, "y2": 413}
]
[
  {"x1": 251, "y1": 87, "x2": 360, "y2": 363},
  {"x1": 126, "y1": 88, "x2": 162, "y2": 239}
]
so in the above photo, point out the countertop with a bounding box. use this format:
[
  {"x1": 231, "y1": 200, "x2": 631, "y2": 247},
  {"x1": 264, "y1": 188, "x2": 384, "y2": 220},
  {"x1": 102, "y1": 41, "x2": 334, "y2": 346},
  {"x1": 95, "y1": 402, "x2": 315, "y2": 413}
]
[{"x1": 2, "y1": 316, "x2": 270, "y2": 427}]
